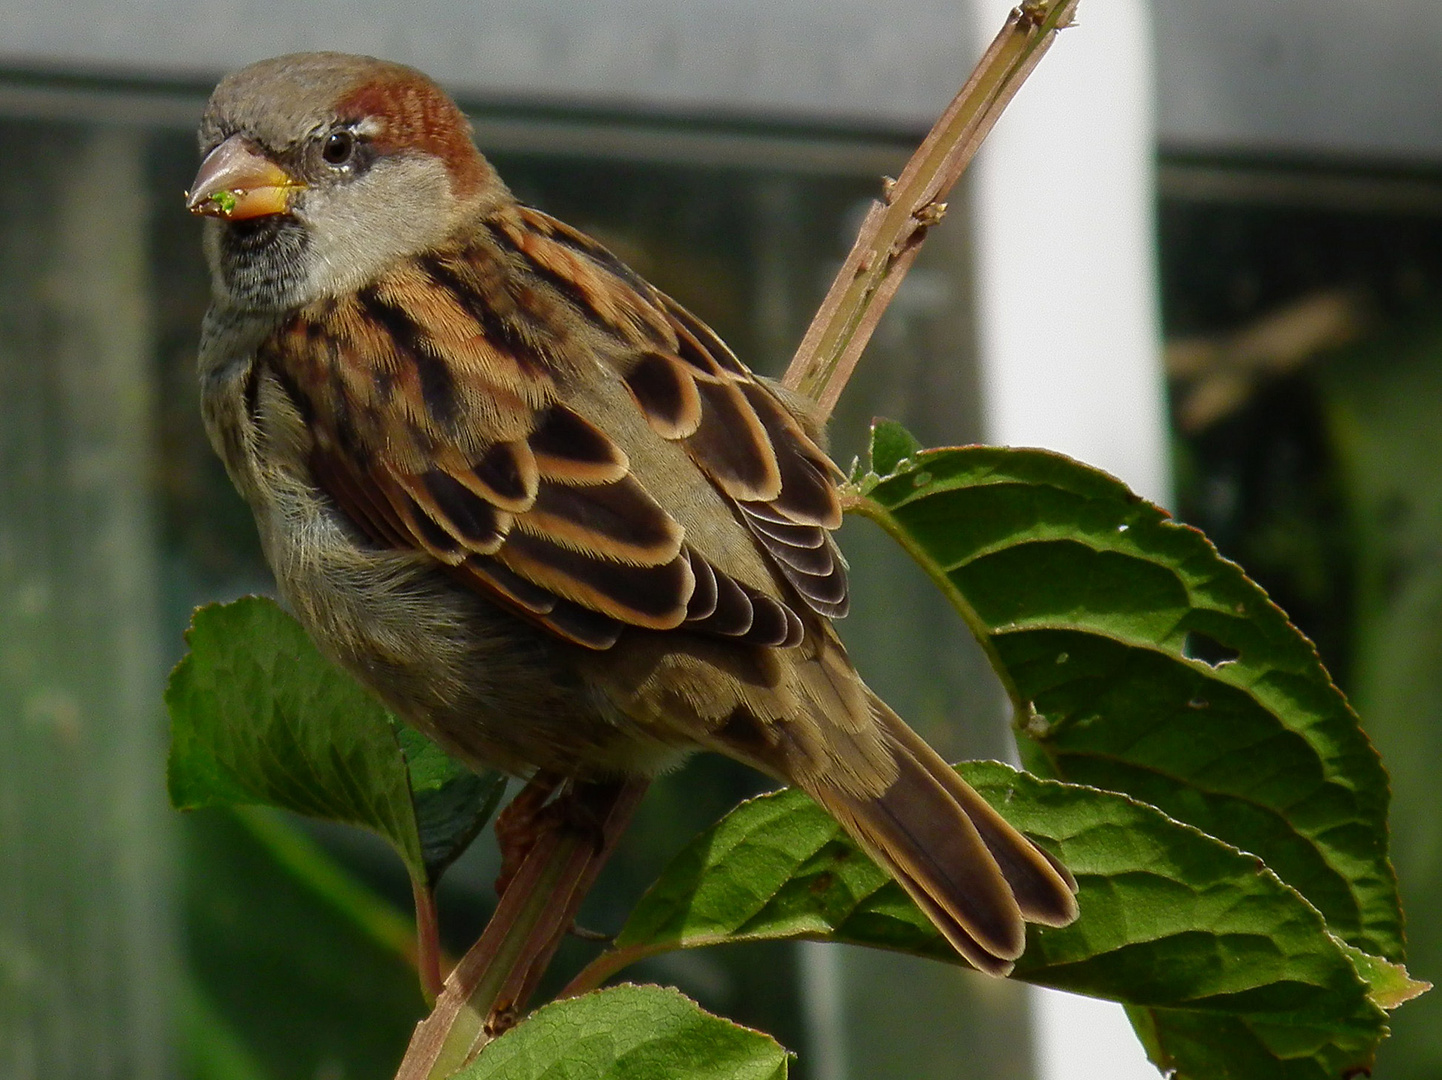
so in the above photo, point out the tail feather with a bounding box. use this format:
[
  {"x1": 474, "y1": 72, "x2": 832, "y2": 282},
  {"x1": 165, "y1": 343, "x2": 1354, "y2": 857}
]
[
  {"x1": 823, "y1": 743, "x2": 1027, "y2": 973},
  {"x1": 777, "y1": 688, "x2": 1078, "y2": 975},
  {"x1": 879, "y1": 702, "x2": 1079, "y2": 926},
  {"x1": 686, "y1": 627, "x2": 1080, "y2": 974}
]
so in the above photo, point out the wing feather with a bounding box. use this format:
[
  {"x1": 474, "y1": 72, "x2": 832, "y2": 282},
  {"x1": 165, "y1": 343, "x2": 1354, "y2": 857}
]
[
  {"x1": 643, "y1": 294, "x2": 851, "y2": 619},
  {"x1": 264, "y1": 207, "x2": 849, "y2": 649}
]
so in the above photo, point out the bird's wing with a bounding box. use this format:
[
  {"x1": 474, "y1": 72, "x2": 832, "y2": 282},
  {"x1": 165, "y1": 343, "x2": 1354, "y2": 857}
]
[{"x1": 261, "y1": 204, "x2": 847, "y2": 650}]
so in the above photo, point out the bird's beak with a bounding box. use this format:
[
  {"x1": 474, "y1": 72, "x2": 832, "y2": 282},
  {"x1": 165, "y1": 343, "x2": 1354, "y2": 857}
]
[{"x1": 186, "y1": 135, "x2": 306, "y2": 220}]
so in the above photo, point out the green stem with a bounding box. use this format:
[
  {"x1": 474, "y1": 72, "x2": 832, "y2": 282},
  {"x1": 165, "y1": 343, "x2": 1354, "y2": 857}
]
[
  {"x1": 412, "y1": 878, "x2": 444, "y2": 1005},
  {"x1": 783, "y1": 0, "x2": 1079, "y2": 417},
  {"x1": 392, "y1": 777, "x2": 648, "y2": 1080},
  {"x1": 560, "y1": 943, "x2": 665, "y2": 1000},
  {"x1": 424, "y1": 838, "x2": 583, "y2": 1079}
]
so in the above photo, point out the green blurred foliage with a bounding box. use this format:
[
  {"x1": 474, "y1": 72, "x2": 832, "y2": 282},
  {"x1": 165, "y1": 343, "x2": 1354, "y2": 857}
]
[
  {"x1": 181, "y1": 809, "x2": 425, "y2": 1080},
  {"x1": 1320, "y1": 318, "x2": 1442, "y2": 1079},
  {"x1": 1162, "y1": 181, "x2": 1442, "y2": 1079}
]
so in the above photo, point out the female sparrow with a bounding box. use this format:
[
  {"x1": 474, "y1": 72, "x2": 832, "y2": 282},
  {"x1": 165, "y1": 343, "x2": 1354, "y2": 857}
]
[{"x1": 187, "y1": 51, "x2": 1077, "y2": 975}]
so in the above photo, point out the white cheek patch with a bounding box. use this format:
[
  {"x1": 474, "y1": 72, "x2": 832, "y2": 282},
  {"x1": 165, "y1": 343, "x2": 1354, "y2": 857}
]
[{"x1": 299, "y1": 155, "x2": 459, "y2": 298}]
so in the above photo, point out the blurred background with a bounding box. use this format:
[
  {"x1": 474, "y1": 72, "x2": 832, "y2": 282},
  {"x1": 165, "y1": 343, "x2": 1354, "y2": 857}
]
[{"x1": 2, "y1": 0, "x2": 1440, "y2": 1077}]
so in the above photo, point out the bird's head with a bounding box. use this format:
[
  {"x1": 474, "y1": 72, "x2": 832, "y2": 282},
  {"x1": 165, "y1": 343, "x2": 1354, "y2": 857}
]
[{"x1": 189, "y1": 52, "x2": 504, "y2": 311}]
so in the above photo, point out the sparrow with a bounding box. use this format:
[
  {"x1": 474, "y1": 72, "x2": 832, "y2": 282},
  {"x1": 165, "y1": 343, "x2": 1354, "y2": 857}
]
[{"x1": 187, "y1": 51, "x2": 1078, "y2": 975}]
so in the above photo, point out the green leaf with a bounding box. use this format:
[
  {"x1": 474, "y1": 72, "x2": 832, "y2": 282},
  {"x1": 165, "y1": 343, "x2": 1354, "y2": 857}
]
[
  {"x1": 1339, "y1": 943, "x2": 1432, "y2": 1011},
  {"x1": 167, "y1": 596, "x2": 425, "y2": 882},
  {"x1": 399, "y1": 727, "x2": 507, "y2": 885},
  {"x1": 853, "y1": 428, "x2": 1402, "y2": 965},
  {"x1": 584, "y1": 763, "x2": 1390, "y2": 1079},
  {"x1": 867, "y1": 417, "x2": 924, "y2": 477},
  {"x1": 457, "y1": 984, "x2": 789, "y2": 1080},
  {"x1": 166, "y1": 596, "x2": 421, "y2": 876},
  {"x1": 167, "y1": 597, "x2": 505, "y2": 890}
]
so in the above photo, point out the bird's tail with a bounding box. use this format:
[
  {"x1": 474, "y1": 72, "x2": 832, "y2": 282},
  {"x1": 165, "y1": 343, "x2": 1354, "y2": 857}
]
[{"x1": 737, "y1": 660, "x2": 1079, "y2": 975}]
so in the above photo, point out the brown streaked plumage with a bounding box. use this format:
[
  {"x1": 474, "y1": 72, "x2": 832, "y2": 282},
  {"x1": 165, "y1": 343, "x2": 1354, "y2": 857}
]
[{"x1": 190, "y1": 51, "x2": 1078, "y2": 974}]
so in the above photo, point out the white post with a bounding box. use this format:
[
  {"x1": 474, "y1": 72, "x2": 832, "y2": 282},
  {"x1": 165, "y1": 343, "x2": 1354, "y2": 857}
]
[
  {"x1": 965, "y1": 0, "x2": 1168, "y2": 1077},
  {"x1": 968, "y1": 0, "x2": 1169, "y2": 507}
]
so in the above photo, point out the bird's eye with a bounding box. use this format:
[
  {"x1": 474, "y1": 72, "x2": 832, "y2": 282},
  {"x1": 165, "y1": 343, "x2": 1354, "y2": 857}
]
[{"x1": 321, "y1": 130, "x2": 356, "y2": 166}]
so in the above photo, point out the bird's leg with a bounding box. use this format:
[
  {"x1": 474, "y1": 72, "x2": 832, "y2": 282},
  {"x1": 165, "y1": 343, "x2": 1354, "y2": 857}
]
[
  {"x1": 492, "y1": 771, "x2": 562, "y2": 899},
  {"x1": 483, "y1": 776, "x2": 646, "y2": 1032},
  {"x1": 394, "y1": 774, "x2": 649, "y2": 1080}
]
